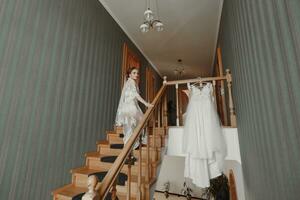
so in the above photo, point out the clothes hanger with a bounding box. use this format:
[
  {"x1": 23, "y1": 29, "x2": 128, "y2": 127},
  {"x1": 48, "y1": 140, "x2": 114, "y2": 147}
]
[
  {"x1": 190, "y1": 77, "x2": 202, "y2": 88},
  {"x1": 191, "y1": 80, "x2": 204, "y2": 89}
]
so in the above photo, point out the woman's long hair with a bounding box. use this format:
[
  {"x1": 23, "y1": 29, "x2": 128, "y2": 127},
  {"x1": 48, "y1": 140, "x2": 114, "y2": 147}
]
[{"x1": 126, "y1": 67, "x2": 138, "y2": 78}]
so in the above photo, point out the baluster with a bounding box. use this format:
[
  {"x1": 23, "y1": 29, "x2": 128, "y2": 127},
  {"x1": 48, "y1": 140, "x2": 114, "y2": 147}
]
[
  {"x1": 226, "y1": 69, "x2": 237, "y2": 127},
  {"x1": 158, "y1": 101, "x2": 161, "y2": 128},
  {"x1": 161, "y1": 99, "x2": 164, "y2": 128},
  {"x1": 145, "y1": 125, "x2": 151, "y2": 200},
  {"x1": 162, "y1": 94, "x2": 168, "y2": 147},
  {"x1": 151, "y1": 110, "x2": 158, "y2": 183},
  {"x1": 111, "y1": 179, "x2": 117, "y2": 200},
  {"x1": 162, "y1": 76, "x2": 168, "y2": 128},
  {"x1": 212, "y1": 80, "x2": 217, "y2": 107},
  {"x1": 220, "y1": 79, "x2": 228, "y2": 126},
  {"x1": 126, "y1": 152, "x2": 133, "y2": 200},
  {"x1": 179, "y1": 88, "x2": 183, "y2": 125},
  {"x1": 163, "y1": 94, "x2": 168, "y2": 128},
  {"x1": 175, "y1": 83, "x2": 179, "y2": 126},
  {"x1": 153, "y1": 107, "x2": 157, "y2": 155},
  {"x1": 146, "y1": 126, "x2": 150, "y2": 182},
  {"x1": 217, "y1": 47, "x2": 228, "y2": 126},
  {"x1": 137, "y1": 135, "x2": 143, "y2": 200}
]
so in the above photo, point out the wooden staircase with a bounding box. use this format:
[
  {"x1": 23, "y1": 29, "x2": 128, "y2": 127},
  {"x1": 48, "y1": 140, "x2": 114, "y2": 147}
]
[{"x1": 52, "y1": 127, "x2": 168, "y2": 200}]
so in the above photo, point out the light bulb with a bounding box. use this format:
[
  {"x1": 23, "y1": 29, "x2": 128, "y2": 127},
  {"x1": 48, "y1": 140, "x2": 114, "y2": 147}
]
[
  {"x1": 144, "y1": 9, "x2": 154, "y2": 21},
  {"x1": 153, "y1": 21, "x2": 164, "y2": 32},
  {"x1": 140, "y1": 23, "x2": 149, "y2": 33}
]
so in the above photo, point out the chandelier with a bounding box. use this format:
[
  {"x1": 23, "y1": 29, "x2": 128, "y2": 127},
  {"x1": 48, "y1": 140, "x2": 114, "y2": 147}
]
[
  {"x1": 140, "y1": 0, "x2": 164, "y2": 33},
  {"x1": 174, "y1": 59, "x2": 185, "y2": 79}
]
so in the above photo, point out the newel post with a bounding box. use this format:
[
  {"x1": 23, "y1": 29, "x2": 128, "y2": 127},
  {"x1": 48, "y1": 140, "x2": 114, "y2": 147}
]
[
  {"x1": 163, "y1": 76, "x2": 167, "y2": 84},
  {"x1": 226, "y1": 69, "x2": 237, "y2": 127},
  {"x1": 82, "y1": 175, "x2": 100, "y2": 200}
]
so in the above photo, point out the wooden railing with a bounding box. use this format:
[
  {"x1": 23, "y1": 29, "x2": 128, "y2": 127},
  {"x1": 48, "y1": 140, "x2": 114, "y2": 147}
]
[
  {"x1": 83, "y1": 69, "x2": 236, "y2": 200},
  {"x1": 98, "y1": 83, "x2": 167, "y2": 200}
]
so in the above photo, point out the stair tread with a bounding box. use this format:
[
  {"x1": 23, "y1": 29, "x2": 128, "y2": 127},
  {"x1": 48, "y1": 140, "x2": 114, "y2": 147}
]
[
  {"x1": 97, "y1": 140, "x2": 109, "y2": 145},
  {"x1": 87, "y1": 151, "x2": 101, "y2": 157},
  {"x1": 85, "y1": 154, "x2": 161, "y2": 170},
  {"x1": 72, "y1": 168, "x2": 128, "y2": 186},
  {"x1": 73, "y1": 167, "x2": 127, "y2": 177},
  {"x1": 101, "y1": 155, "x2": 137, "y2": 164},
  {"x1": 86, "y1": 152, "x2": 138, "y2": 161},
  {"x1": 55, "y1": 184, "x2": 87, "y2": 198},
  {"x1": 54, "y1": 184, "x2": 121, "y2": 200},
  {"x1": 85, "y1": 153, "x2": 139, "y2": 167},
  {"x1": 73, "y1": 168, "x2": 103, "y2": 175},
  {"x1": 85, "y1": 152, "x2": 138, "y2": 164},
  {"x1": 85, "y1": 151, "x2": 101, "y2": 158},
  {"x1": 98, "y1": 142, "x2": 159, "y2": 151},
  {"x1": 107, "y1": 132, "x2": 124, "y2": 137}
]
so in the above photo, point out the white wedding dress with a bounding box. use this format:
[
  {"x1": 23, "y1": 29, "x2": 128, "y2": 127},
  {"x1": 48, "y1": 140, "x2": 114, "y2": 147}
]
[
  {"x1": 182, "y1": 83, "x2": 227, "y2": 188},
  {"x1": 115, "y1": 78, "x2": 146, "y2": 148}
]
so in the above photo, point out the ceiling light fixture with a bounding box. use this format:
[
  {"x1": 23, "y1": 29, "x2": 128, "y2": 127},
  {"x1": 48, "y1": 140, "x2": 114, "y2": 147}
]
[
  {"x1": 174, "y1": 59, "x2": 185, "y2": 80},
  {"x1": 140, "y1": 0, "x2": 164, "y2": 33}
]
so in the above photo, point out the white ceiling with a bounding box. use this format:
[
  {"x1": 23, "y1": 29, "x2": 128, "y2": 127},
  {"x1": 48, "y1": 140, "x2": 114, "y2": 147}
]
[{"x1": 99, "y1": 0, "x2": 223, "y2": 80}]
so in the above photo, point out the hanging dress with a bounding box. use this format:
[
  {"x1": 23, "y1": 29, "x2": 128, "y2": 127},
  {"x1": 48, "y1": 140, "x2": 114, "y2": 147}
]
[
  {"x1": 115, "y1": 78, "x2": 146, "y2": 148},
  {"x1": 182, "y1": 83, "x2": 227, "y2": 188}
]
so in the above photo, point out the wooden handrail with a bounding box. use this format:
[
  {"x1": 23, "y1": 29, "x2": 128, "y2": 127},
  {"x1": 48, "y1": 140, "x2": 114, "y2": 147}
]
[
  {"x1": 166, "y1": 76, "x2": 226, "y2": 85},
  {"x1": 97, "y1": 84, "x2": 167, "y2": 199}
]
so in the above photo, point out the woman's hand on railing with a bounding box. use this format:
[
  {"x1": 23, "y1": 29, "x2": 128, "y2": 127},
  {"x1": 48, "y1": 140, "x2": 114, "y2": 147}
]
[{"x1": 146, "y1": 103, "x2": 154, "y2": 108}]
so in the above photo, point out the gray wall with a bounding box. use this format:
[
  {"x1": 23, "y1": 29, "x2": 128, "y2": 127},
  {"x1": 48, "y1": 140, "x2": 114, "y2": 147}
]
[
  {"x1": 0, "y1": 0, "x2": 160, "y2": 199},
  {"x1": 219, "y1": 0, "x2": 300, "y2": 199}
]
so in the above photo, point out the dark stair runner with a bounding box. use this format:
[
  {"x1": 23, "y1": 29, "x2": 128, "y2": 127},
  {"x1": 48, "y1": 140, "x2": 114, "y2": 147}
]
[
  {"x1": 101, "y1": 155, "x2": 137, "y2": 165},
  {"x1": 110, "y1": 144, "x2": 124, "y2": 149}
]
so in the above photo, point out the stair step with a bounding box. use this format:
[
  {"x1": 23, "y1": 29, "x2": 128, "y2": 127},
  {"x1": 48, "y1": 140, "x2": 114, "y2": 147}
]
[
  {"x1": 107, "y1": 133, "x2": 124, "y2": 143},
  {"x1": 52, "y1": 125, "x2": 167, "y2": 200},
  {"x1": 101, "y1": 155, "x2": 137, "y2": 164},
  {"x1": 84, "y1": 153, "x2": 158, "y2": 179},
  {"x1": 72, "y1": 168, "x2": 129, "y2": 189},
  {"x1": 72, "y1": 191, "x2": 118, "y2": 200},
  {"x1": 109, "y1": 143, "x2": 148, "y2": 150},
  {"x1": 109, "y1": 143, "x2": 149, "y2": 150},
  {"x1": 97, "y1": 142, "x2": 161, "y2": 162},
  {"x1": 85, "y1": 152, "x2": 141, "y2": 170},
  {"x1": 107, "y1": 133, "x2": 162, "y2": 148},
  {"x1": 114, "y1": 126, "x2": 123, "y2": 134},
  {"x1": 53, "y1": 184, "x2": 87, "y2": 200},
  {"x1": 97, "y1": 140, "x2": 109, "y2": 145},
  {"x1": 53, "y1": 184, "x2": 125, "y2": 200},
  {"x1": 98, "y1": 140, "x2": 160, "y2": 152}
]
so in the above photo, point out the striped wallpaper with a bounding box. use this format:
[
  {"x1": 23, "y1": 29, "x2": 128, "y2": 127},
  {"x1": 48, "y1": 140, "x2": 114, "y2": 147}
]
[
  {"x1": 0, "y1": 0, "x2": 160, "y2": 199},
  {"x1": 219, "y1": 0, "x2": 300, "y2": 199}
]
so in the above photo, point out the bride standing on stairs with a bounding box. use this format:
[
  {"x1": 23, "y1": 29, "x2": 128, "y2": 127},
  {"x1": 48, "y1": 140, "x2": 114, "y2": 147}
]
[{"x1": 115, "y1": 67, "x2": 153, "y2": 149}]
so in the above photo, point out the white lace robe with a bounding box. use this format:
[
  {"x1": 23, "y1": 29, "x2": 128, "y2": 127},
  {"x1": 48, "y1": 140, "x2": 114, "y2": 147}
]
[{"x1": 115, "y1": 78, "x2": 146, "y2": 148}]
